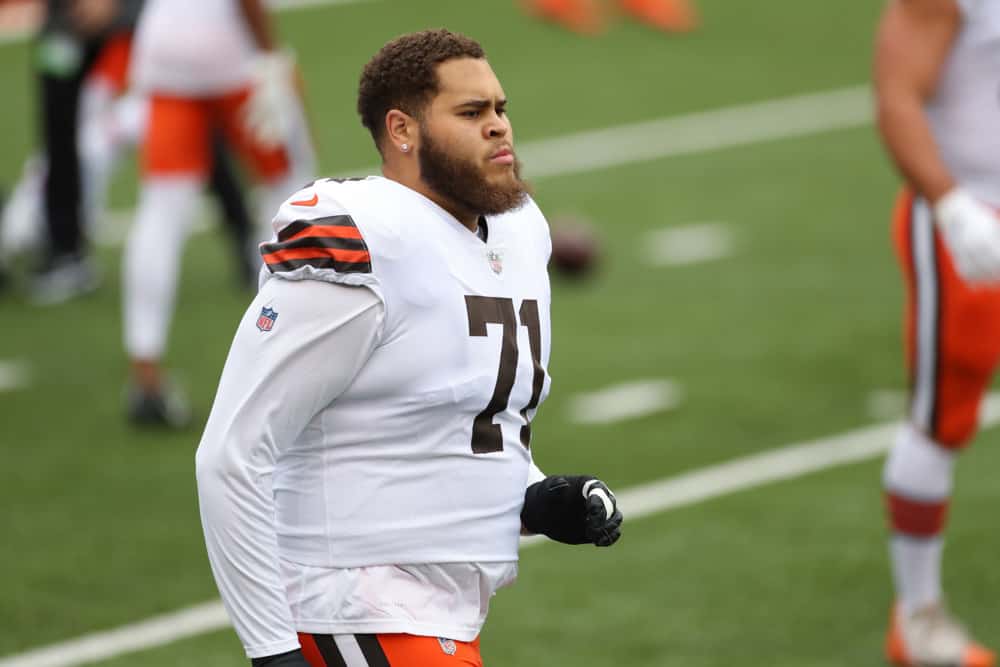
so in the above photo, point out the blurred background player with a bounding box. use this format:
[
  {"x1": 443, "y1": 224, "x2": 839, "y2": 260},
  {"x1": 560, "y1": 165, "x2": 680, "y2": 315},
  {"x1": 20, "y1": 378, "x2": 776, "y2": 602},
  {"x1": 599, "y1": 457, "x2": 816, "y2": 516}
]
[
  {"x1": 0, "y1": 11, "x2": 259, "y2": 294},
  {"x1": 524, "y1": 0, "x2": 698, "y2": 35},
  {"x1": 28, "y1": 0, "x2": 139, "y2": 303},
  {"x1": 124, "y1": 0, "x2": 315, "y2": 427},
  {"x1": 875, "y1": 0, "x2": 1000, "y2": 665}
]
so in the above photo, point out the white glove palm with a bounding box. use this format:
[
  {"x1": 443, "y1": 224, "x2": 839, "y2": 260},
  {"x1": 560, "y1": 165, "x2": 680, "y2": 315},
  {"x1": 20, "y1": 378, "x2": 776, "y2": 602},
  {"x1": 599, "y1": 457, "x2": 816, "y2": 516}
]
[
  {"x1": 243, "y1": 51, "x2": 297, "y2": 150},
  {"x1": 934, "y1": 188, "x2": 1000, "y2": 284}
]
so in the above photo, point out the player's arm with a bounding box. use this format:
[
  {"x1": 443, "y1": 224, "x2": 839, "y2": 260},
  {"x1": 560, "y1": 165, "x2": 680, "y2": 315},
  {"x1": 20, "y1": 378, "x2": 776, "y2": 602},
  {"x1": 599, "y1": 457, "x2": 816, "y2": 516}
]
[
  {"x1": 237, "y1": 0, "x2": 299, "y2": 148},
  {"x1": 196, "y1": 278, "x2": 383, "y2": 660},
  {"x1": 873, "y1": 0, "x2": 959, "y2": 202}
]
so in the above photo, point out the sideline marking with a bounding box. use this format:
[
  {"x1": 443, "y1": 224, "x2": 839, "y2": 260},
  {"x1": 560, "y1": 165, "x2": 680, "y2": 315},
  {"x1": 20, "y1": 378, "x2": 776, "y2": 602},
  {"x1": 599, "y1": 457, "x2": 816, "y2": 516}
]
[
  {"x1": 8, "y1": 393, "x2": 1000, "y2": 667},
  {"x1": 522, "y1": 86, "x2": 872, "y2": 179},
  {"x1": 643, "y1": 223, "x2": 734, "y2": 266},
  {"x1": 568, "y1": 379, "x2": 682, "y2": 424},
  {"x1": 0, "y1": 359, "x2": 30, "y2": 392}
]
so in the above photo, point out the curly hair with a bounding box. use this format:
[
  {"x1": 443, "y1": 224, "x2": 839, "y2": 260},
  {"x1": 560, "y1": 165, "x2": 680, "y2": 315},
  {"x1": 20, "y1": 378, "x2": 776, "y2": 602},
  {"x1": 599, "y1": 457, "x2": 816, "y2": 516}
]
[{"x1": 358, "y1": 29, "x2": 486, "y2": 153}]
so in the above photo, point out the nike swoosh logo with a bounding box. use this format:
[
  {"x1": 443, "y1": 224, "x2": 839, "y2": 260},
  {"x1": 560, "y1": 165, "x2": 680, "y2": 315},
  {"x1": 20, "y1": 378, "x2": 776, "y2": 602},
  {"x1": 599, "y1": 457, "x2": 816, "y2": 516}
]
[{"x1": 291, "y1": 193, "x2": 319, "y2": 207}]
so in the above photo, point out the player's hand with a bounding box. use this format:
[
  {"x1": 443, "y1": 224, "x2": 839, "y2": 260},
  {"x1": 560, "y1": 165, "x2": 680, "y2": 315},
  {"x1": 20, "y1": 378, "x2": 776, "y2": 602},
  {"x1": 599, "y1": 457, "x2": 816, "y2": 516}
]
[
  {"x1": 934, "y1": 188, "x2": 1000, "y2": 284},
  {"x1": 243, "y1": 50, "x2": 297, "y2": 149},
  {"x1": 521, "y1": 475, "x2": 623, "y2": 547},
  {"x1": 251, "y1": 648, "x2": 312, "y2": 667}
]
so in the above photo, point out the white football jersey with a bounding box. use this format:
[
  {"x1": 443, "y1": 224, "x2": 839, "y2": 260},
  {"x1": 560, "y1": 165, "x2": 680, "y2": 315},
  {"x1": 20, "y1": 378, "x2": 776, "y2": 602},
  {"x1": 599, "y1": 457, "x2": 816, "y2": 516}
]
[
  {"x1": 197, "y1": 176, "x2": 553, "y2": 656},
  {"x1": 131, "y1": 0, "x2": 259, "y2": 95},
  {"x1": 261, "y1": 176, "x2": 553, "y2": 566},
  {"x1": 926, "y1": 0, "x2": 1000, "y2": 206}
]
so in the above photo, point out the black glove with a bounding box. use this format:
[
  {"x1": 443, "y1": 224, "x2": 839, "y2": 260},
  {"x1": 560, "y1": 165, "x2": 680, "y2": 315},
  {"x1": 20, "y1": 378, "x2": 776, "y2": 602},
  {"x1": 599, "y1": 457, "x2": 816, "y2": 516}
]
[
  {"x1": 521, "y1": 475, "x2": 623, "y2": 546},
  {"x1": 251, "y1": 649, "x2": 312, "y2": 667}
]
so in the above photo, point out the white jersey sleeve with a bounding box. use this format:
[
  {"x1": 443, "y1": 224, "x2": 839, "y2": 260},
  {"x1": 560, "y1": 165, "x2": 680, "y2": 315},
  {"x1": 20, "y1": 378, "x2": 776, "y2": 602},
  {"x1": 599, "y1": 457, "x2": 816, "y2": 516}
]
[{"x1": 195, "y1": 277, "x2": 383, "y2": 658}]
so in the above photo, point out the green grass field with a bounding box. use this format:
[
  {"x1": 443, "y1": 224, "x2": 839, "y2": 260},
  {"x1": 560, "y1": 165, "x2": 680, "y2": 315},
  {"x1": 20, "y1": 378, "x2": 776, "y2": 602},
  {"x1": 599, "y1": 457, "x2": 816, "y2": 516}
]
[{"x1": 2, "y1": 0, "x2": 997, "y2": 665}]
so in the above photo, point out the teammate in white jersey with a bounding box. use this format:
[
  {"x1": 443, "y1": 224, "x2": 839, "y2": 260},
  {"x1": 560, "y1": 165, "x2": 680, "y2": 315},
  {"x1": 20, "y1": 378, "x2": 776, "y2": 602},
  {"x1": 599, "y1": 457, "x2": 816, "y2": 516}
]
[
  {"x1": 875, "y1": 1, "x2": 999, "y2": 665},
  {"x1": 195, "y1": 29, "x2": 623, "y2": 667},
  {"x1": 123, "y1": 0, "x2": 315, "y2": 426}
]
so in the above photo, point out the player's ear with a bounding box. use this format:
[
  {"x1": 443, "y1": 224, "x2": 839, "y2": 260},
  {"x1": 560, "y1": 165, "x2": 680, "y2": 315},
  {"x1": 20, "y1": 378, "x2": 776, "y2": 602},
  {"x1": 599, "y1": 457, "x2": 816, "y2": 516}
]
[{"x1": 385, "y1": 109, "x2": 416, "y2": 155}]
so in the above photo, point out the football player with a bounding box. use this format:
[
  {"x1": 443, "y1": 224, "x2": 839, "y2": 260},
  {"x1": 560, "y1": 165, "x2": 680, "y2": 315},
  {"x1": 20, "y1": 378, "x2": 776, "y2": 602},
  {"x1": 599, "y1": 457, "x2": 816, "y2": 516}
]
[
  {"x1": 122, "y1": 0, "x2": 315, "y2": 426},
  {"x1": 195, "y1": 29, "x2": 623, "y2": 667},
  {"x1": 28, "y1": 0, "x2": 142, "y2": 302},
  {"x1": 875, "y1": 1, "x2": 1000, "y2": 665}
]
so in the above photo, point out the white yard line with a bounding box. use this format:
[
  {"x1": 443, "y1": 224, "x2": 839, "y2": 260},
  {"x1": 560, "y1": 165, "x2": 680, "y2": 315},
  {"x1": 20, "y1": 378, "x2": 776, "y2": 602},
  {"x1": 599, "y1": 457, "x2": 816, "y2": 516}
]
[
  {"x1": 8, "y1": 393, "x2": 1000, "y2": 667},
  {"x1": 568, "y1": 379, "x2": 682, "y2": 424},
  {"x1": 522, "y1": 86, "x2": 872, "y2": 179},
  {"x1": 0, "y1": 359, "x2": 30, "y2": 392},
  {"x1": 0, "y1": 603, "x2": 231, "y2": 667},
  {"x1": 619, "y1": 392, "x2": 1000, "y2": 522},
  {"x1": 642, "y1": 223, "x2": 734, "y2": 266}
]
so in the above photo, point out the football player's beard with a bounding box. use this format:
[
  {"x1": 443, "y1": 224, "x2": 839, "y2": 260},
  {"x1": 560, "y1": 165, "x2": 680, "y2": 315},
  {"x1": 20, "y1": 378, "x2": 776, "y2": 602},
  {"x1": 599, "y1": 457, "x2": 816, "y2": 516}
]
[{"x1": 418, "y1": 129, "x2": 531, "y2": 218}]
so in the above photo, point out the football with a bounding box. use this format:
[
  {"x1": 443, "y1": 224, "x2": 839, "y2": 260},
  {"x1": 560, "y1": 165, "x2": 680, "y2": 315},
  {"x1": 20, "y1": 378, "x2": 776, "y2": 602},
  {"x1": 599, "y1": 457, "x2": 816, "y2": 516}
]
[{"x1": 549, "y1": 216, "x2": 600, "y2": 278}]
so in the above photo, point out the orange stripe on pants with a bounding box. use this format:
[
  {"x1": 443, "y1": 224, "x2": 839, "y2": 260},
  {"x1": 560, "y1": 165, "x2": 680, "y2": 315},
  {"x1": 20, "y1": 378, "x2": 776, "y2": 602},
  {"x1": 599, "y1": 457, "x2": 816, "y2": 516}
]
[{"x1": 892, "y1": 188, "x2": 1000, "y2": 447}]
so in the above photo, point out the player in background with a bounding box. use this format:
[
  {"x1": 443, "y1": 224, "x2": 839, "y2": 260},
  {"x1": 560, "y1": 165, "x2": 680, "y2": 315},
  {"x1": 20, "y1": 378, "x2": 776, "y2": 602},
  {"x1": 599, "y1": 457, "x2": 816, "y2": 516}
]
[
  {"x1": 124, "y1": 0, "x2": 315, "y2": 427},
  {"x1": 195, "y1": 29, "x2": 623, "y2": 667},
  {"x1": 524, "y1": 0, "x2": 698, "y2": 35},
  {"x1": 1, "y1": 26, "x2": 259, "y2": 295},
  {"x1": 27, "y1": 0, "x2": 140, "y2": 303},
  {"x1": 875, "y1": 1, "x2": 1000, "y2": 665}
]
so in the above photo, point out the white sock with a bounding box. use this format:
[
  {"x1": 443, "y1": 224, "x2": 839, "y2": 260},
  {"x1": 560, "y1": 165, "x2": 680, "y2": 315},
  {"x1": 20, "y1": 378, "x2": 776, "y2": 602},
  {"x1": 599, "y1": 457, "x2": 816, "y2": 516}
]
[
  {"x1": 890, "y1": 536, "x2": 944, "y2": 615},
  {"x1": 884, "y1": 424, "x2": 955, "y2": 614},
  {"x1": 123, "y1": 177, "x2": 202, "y2": 360}
]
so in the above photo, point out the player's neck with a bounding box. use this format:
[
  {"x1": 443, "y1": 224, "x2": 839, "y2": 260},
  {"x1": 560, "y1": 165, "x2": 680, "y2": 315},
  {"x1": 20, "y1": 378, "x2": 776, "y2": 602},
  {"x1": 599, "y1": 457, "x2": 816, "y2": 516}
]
[{"x1": 382, "y1": 166, "x2": 479, "y2": 232}]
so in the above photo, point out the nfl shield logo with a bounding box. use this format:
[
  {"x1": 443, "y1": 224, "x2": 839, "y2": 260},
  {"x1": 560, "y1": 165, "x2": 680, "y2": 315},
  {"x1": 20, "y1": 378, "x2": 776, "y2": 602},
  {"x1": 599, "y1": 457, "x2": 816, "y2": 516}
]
[
  {"x1": 437, "y1": 638, "x2": 457, "y2": 656},
  {"x1": 256, "y1": 306, "x2": 278, "y2": 332},
  {"x1": 486, "y1": 249, "x2": 504, "y2": 275}
]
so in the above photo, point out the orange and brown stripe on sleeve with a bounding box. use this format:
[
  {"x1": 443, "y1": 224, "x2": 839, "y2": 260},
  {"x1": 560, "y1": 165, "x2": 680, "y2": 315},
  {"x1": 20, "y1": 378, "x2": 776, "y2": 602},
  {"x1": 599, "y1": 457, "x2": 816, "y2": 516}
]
[{"x1": 261, "y1": 215, "x2": 372, "y2": 274}]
